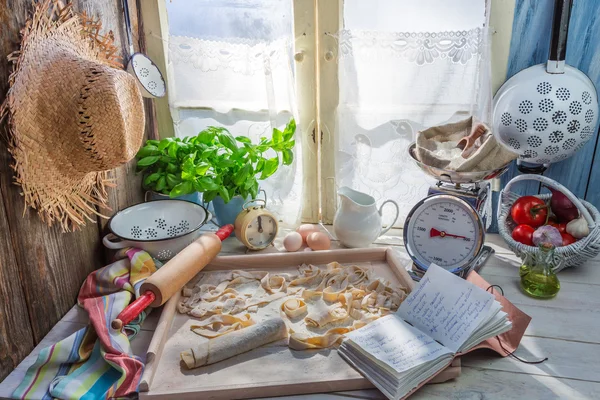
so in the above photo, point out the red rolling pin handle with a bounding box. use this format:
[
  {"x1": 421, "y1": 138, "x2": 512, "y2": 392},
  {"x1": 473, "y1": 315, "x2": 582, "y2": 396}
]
[
  {"x1": 111, "y1": 224, "x2": 234, "y2": 331},
  {"x1": 111, "y1": 291, "x2": 156, "y2": 330},
  {"x1": 215, "y1": 223, "x2": 234, "y2": 241}
]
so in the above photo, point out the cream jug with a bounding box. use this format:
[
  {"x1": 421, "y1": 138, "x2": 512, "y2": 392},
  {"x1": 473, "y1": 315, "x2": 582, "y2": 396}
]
[{"x1": 333, "y1": 187, "x2": 400, "y2": 248}]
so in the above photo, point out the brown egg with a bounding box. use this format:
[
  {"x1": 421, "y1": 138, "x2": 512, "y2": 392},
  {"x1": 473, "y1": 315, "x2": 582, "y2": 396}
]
[
  {"x1": 306, "y1": 232, "x2": 331, "y2": 251},
  {"x1": 296, "y1": 224, "x2": 319, "y2": 242},
  {"x1": 283, "y1": 232, "x2": 303, "y2": 252}
]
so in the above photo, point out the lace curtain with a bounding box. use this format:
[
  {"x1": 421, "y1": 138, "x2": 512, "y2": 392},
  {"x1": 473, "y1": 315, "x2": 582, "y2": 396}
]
[
  {"x1": 165, "y1": 0, "x2": 302, "y2": 225},
  {"x1": 335, "y1": 0, "x2": 492, "y2": 226}
]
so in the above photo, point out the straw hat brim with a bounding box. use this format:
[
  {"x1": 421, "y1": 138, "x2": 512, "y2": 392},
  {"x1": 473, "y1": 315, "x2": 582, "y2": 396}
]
[{"x1": 1, "y1": 0, "x2": 145, "y2": 231}]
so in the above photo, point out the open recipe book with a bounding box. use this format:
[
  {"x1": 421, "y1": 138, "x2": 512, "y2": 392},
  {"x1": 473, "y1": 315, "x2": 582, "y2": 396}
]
[{"x1": 338, "y1": 264, "x2": 513, "y2": 400}]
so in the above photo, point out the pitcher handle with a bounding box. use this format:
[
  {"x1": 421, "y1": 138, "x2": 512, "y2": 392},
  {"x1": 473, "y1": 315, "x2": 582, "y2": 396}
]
[{"x1": 378, "y1": 200, "x2": 400, "y2": 237}]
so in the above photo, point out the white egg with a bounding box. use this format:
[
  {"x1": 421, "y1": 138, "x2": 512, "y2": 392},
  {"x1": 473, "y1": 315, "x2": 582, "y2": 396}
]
[
  {"x1": 307, "y1": 232, "x2": 331, "y2": 251},
  {"x1": 283, "y1": 231, "x2": 303, "y2": 252}
]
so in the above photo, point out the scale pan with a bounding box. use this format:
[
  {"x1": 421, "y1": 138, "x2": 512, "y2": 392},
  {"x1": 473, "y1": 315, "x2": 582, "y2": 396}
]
[{"x1": 408, "y1": 143, "x2": 510, "y2": 184}]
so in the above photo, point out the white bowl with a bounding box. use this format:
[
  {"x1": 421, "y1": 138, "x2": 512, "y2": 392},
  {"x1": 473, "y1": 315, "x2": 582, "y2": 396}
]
[{"x1": 103, "y1": 200, "x2": 211, "y2": 260}]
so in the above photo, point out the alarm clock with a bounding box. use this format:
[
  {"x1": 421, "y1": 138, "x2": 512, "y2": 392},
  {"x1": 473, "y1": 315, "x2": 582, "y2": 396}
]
[
  {"x1": 403, "y1": 194, "x2": 485, "y2": 275},
  {"x1": 234, "y1": 199, "x2": 279, "y2": 250}
]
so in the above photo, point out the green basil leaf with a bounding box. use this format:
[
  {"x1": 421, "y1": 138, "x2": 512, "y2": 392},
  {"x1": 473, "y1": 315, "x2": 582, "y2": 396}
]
[
  {"x1": 195, "y1": 162, "x2": 210, "y2": 176},
  {"x1": 170, "y1": 181, "x2": 193, "y2": 198},
  {"x1": 239, "y1": 188, "x2": 248, "y2": 200},
  {"x1": 166, "y1": 173, "x2": 181, "y2": 188},
  {"x1": 219, "y1": 159, "x2": 236, "y2": 168},
  {"x1": 147, "y1": 139, "x2": 160, "y2": 146},
  {"x1": 182, "y1": 158, "x2": 195, "y2": 174},
  {"x1": 282, "y1": 149, "x2": 294, "y2": 165},
  {"x1": 155, "y1": 176, "x2": 167, "y2": 192},
  {"x1": 256, "y1": 158, "x2": 265, "y2": 172},
  {"x1": 244, "y1": 178, "x2": 255, "y2": 189},
  {"x1": 168, "y1": 142, "x2": 178, "y2": 159},
  {"x1": 260, "y1": 157, "x2": 279, "y2": 180},
  {"x1": 136, "y1": 145, "x2": 160, "y2": 159},
  {"x1": 219, "y1": 186, "x2": 231, "y2": 203},
  {"x1": 197, "y1": 130, "x2": 213, "y2": 144},
  {"x1": 272, "y1": 128, "x2": 283, "y2": 144},
  {"x1": 143, "y1": 172, "x2": 161, "y2": 186},
  {"x1": 283, "y1": 119, "x2": 296, "y2": 141},
  {"x1": 203, "y1": 190, "x2": 218, "y2": 203},
  {"x1": 235, "y1": 136, "x2": 252, "y2": 144},
  {"x1": 284, "y1": 139, "x2": 296, "y2": 150},
  {"x1": 158, "y1": 138, "x2": 173, "y2": 151},
  {"x1": 166, "y1": 163, "x2": 178, "y2": 173},
  {"x1": 137, "y1": 155, "x2": 161, "y2": 167},
  {"x1": 198, "y1": 177, "x2": 219, "y2": 191},
  {"x1": 249, "y1": 181, "x2": 259, "y2": 199},
  {"x1": 233, "y1": 163, "x2": 251, "y2": 186},
  {"x1": 218, "y1": 131, "x2": 238, "y2": 151}
]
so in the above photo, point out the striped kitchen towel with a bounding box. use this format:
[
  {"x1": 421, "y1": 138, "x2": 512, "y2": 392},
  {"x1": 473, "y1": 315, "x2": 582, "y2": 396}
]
[{"x1": 13, "y1": 248, "x2": 159, "y2": 400}]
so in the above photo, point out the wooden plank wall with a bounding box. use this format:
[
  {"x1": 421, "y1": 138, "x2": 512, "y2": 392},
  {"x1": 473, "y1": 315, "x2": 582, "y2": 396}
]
[
  {"x1": 500, "y1": 0, "x2": 600, "y2": 204},
  {"x1": 0, "y1": 0, "x2": 152, "y2": 382}
]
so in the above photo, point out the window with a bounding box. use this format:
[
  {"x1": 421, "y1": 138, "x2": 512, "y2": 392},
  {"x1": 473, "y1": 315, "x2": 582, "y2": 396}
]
[{"x1": 141, "y1": 0, "x2": 492, "y2": 227}]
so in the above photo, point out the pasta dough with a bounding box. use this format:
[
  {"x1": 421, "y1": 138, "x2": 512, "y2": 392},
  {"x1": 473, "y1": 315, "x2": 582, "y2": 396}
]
[
  {"x1": 179, "y1": 262, "x2": 408, "y2": 352},
  {"x1": 181, "y1": 318, "x2": 288, "y2": 369}
]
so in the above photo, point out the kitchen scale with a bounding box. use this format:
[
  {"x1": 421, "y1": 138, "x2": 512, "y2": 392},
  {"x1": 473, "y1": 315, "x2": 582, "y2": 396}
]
[{"x1": 404, "y1": 143, "x2": 511, "y2": 278}]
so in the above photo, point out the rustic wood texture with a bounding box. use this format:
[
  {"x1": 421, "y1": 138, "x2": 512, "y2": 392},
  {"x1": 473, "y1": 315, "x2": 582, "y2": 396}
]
[{"x1": 0, "y1": 0, "x2": 150, "y2": 382}]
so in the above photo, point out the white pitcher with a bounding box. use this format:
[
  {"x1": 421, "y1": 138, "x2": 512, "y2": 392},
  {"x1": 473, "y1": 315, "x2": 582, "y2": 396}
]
[{"x1": 333, "y1": 186, "x2": 400, "y2": 248}]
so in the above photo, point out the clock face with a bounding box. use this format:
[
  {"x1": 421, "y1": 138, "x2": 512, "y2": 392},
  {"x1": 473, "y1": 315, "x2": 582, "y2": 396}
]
[{"x1": 245, "y1": 214, "x2": 277, "y2": 249}]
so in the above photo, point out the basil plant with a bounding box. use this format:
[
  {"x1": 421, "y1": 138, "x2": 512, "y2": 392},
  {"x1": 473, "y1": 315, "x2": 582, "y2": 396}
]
[{"x1": 136, "y1": 119, "x2": 296, "y2": 203}]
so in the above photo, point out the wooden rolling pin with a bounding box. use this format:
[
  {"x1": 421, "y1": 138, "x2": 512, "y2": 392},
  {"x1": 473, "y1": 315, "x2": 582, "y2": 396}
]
[{"x1": 111, "y1": 224, "x2": 234, "y2": 330}]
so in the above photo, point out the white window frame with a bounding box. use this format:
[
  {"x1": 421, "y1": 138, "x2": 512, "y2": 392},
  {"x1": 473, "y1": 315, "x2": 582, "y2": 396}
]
[{"x1": 139, "y1": 0, "x2": 514, "y2": 225}]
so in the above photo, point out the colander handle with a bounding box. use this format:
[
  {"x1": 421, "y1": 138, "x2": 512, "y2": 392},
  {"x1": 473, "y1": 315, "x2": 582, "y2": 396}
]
[
  {"x1": 547, "y1": 0, "x2": 573, "y2": 73},
  {"x1": 502, "y1": 174, "x2": 595, "y2": 229}
]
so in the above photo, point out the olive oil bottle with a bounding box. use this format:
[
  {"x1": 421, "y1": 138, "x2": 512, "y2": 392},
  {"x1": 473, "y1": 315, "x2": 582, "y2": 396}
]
[{"x1": 520, "y1": 244, "x2": 561, "y2": 299}]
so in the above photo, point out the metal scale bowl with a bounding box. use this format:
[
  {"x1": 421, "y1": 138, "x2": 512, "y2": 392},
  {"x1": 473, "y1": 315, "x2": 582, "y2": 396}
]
[{"x1": 405, "y1": 143, "x2": 511, "y2": 280}]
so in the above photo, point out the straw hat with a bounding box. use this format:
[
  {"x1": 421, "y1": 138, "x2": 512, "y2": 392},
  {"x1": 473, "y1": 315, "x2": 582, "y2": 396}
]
[{"x1": 1, "y1": 0, "x2": 145, "y2": 231}]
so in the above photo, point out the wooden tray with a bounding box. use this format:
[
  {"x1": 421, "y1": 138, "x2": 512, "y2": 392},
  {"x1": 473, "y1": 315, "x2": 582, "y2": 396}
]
[{"x1": 139, "y1": 248, "x2": 461, "y2": 399}]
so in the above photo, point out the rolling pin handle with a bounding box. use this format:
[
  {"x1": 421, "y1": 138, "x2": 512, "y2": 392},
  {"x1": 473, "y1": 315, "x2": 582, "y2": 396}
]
[
  {"x1": 111, "y1": 290, "x2": 156, "y2": 330},
  {"x1": 215, "y1": 224, "x2": 234, "y2": 241}
]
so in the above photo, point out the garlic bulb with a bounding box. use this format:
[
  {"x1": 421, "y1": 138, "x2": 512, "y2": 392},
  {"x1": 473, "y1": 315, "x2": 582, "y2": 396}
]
[{"x1": 566, "y1": 217, "x2": 589, "y2": 239}]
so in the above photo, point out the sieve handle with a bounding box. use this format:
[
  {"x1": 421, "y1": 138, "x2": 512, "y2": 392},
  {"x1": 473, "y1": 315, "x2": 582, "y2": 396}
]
[
  {"x1": 121, "y1": 0, "x2": 136, "y2": 57},
  {"x1": 547, "y1": 0, "x2": 573, "y2": 73},
  {"x1": 503, "y1": 174, "x2": 595, "y2": 229}
]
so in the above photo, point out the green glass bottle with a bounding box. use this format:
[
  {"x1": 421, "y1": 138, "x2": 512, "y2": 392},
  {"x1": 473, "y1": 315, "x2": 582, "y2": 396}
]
[{"x1": 520, "y1": 243, "x2": 561, "y2": 299}]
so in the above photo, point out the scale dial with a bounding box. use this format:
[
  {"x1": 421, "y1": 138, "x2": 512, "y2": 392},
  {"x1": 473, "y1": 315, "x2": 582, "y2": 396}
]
[
  {"x1": 234, "y1": 200, "x2": 279, "y2": 250},
  {"x1": 404, "y1": 195, "x2": 484, "y2": 272}
]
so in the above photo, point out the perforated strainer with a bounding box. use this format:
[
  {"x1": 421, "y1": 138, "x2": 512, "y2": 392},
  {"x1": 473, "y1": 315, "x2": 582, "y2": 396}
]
[{"x1": 493, "y1": 0, "x2": 598, "y2": 172}]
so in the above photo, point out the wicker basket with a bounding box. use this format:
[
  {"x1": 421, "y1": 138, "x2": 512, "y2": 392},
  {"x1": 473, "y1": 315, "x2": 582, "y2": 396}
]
[{"x1": 498, "y1": 174, "x2": 600, "y2": 272}]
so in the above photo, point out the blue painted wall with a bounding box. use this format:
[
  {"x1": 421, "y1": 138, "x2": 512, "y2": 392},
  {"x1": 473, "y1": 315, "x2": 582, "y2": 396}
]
[{"x1": 499, "y1": 0, "x2": 600, "y2": 206}]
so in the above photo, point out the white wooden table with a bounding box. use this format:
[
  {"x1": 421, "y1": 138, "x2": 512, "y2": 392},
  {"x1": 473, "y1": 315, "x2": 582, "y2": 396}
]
[{"x1": 2, "y1": 228, "x2": 600, "y2": 400}]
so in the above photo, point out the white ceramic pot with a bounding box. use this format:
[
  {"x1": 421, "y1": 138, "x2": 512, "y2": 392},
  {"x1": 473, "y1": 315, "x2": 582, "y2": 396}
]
[
  {"x1": 103, "y1": 200, "x2": 211, "y2": 260},
  {"x1": 333, "y1": 186, "x2": 400, "y2": 248}
]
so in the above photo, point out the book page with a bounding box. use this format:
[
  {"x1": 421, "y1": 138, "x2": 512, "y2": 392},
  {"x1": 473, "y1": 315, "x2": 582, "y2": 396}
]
[
  {"x1": 344, "y1": 314, "x2": 453, "y2": 374},
  {"x1": 397, "y1": 264, "x2": 495, "y2": 353}
]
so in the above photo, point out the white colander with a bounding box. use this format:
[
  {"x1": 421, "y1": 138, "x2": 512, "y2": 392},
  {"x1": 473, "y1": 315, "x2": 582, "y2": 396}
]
[{"x1": 493, "y1": 0, "x2": 598, "y2": 170}]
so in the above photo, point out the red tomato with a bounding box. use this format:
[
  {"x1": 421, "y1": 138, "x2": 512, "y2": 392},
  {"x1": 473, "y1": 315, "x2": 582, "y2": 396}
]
[
  {"x1": 512, "y1": 224, "x2": 535, "y2": 246},
  {"x1": 561, "y1": 232, "x2": 577, "y2": 246},
  {"x1": 547, "y1": 220, "x2": 567, "y2": 233},
  {"x1": 511, "y1": 196, "x2": 548, "y2": 227}
]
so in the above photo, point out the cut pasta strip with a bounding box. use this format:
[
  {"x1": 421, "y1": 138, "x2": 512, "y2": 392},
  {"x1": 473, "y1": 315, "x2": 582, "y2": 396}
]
[
  {"x1": 280, "y1": 298, "x2": 307, "y2": 319},
  {"x1": 190, "y1": 313, "x2": 255, "y2": 338}
]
